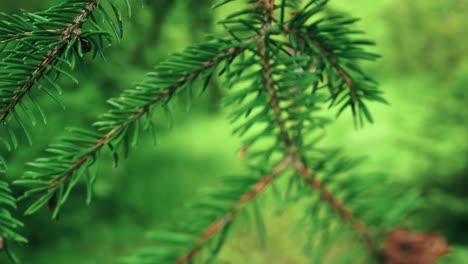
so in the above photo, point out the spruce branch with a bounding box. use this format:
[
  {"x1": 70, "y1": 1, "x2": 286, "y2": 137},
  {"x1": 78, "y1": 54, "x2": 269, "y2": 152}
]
[
  {"x1": 16, "y1": 39, "x2": 247, "y2": 218},
  {"x1": 0, "y1": 0, "x2": 97, "y2": 122},
  {"x1": 241, "y1": 0, "x2": 377, "y2": 254},
  {"x1": 175, "y1": 1, "x2": 383, "y2": 261},
  {"x1": 0, "y1": 1, "x2": 118, "y2": 251},
  {"x1": 0, "y1": 0, "x2": 122, "y2": 148}
]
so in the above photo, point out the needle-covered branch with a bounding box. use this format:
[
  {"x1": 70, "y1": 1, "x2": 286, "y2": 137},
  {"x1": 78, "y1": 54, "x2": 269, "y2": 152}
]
[
  {"x1": 257, "y1": 0, "x2": 376, "y2": 252},
  {"x1": 0, "y1": 0, "x2": 123, "y2": 148},
  {"x1": 222, "y1": 0, "x2": 401, "y2": 260},
  {"x1": 0, "y1": 0, "x2": 97, "y2": 121},
  {"x1": 16, "y1": 38, "x2": 248, "y2": 218}
]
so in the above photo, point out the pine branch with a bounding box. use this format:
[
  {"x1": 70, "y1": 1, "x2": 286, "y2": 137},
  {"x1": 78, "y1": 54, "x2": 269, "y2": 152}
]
[{"x1": 16, "y1": 39, "x2": 247, "y2": 218}]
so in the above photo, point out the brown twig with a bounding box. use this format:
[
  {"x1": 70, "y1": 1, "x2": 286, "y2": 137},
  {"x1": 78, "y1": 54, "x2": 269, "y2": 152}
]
[
  {"x1": 48, "y1": 47, "x2": 245, "y2": 190},
  {"x1": 258, "y1": 0, "x2": 298, "y2": 155}
]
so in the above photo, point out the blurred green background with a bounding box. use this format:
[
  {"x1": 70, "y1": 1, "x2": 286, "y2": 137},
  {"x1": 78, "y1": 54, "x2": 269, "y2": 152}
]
[{"x1": 0, "y1": 0, "x2": 467, "y2": 263}]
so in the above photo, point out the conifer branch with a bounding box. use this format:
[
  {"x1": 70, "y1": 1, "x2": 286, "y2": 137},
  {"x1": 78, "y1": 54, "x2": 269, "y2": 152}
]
[
  {"x1": 17, "y1": 41, "x2": 247, "y2": 217},
  {"x1": 256, "y1": 0, "x2": 375, "y2": 252},
  {"x1": 0, "y1": 1, "x2": 110, "y2": 257},
  {"x1": 175, "y1": 156, "x2": 293, "y2": 264},
  {"x1": 0, "y1": 0, "x2": 121, "y2": 150},
  {"x1": 50, "y1": 46, "x2": 244, "y2": 190},
  {"x1": 0, "y1": 0, "x2": 98, "y2": 123}
]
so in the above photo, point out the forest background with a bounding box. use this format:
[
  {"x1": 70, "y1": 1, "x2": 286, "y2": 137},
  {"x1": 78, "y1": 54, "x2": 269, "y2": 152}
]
[{"x1": 0, "y1": 0, "x2": 467, "y2": 263}]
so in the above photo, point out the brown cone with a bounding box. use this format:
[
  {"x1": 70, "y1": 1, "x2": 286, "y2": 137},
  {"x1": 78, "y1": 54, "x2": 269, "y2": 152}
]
[{"x1": 382, "y1": 228, "x2": 449, "y2": 264}]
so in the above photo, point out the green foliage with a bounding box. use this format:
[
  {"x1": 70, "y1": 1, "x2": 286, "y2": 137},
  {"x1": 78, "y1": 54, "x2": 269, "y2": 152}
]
[
  {"x1": 0, "y1": 162, "x2": 26, "y2": 262},
  {"x1": 83, "y1": 0, "x2": 415, "y2": 263},
  {"x1": 383, "y1": 0, "x2": 468, "y2": 75},
  {"x1": 1, "y1": 0, "x2": 455, "y2": 263},
  {"x1": 379, "y1": 0, "x2": 468, "y2": 247}
]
